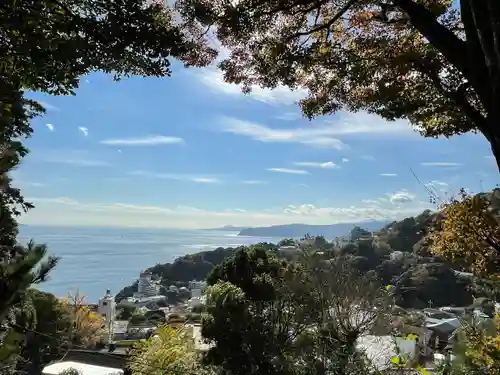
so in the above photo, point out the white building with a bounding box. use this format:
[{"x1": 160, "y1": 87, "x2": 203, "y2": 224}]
[
  {"x1": 188, "y1": 280, "x2": 207, "y2": 291},
  {"x1": 135, "y1": 270, "x2": 160, "y2": 298},
  {"x1": 97, "y1": 289, "x2": 116, "y2": 345},
  {"x1": 191, "y1": 288, "x2": 202, "y2": 298},
  {"x1": 98, "y1": 289, "x2": 116, "y2": 321}
]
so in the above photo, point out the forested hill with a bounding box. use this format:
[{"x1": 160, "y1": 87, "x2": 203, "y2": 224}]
[
  {"x1": 116, "y1": 190, "x2": 500, "y2": 307},
  {"x1": 114, "y1": 243, "x2": 277, "y2": 301}
]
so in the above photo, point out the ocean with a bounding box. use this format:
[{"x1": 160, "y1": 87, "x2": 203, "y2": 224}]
[{"x1": 18, "y1": 225, "x2": 279, "y2": 303}]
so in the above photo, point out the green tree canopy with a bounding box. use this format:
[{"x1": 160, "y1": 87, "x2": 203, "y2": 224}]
[
  {"x1": 202, "y1": 247, "x2": 389, "y2": 375},
  {"x1": 176, "y1": 0, "x2": 500, "y2": 170}
]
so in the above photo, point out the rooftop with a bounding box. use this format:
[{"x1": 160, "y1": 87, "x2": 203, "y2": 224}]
[{"x1": 43, "y1": 361, "x2": 123, "y2": 375}]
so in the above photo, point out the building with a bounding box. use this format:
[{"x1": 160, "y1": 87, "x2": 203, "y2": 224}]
[
  {"x1": 135, "y1": 270, "x2": 160, "y2": 297},
  {"x1": 97, "y1": 289, "x2": 116, "y2": 345},
  {"x1": 191, "y1": 288, "x2": 202, "y2": 299},
  {"x1": 188, "y1": 280, "x2": 207, "y2": 291}
]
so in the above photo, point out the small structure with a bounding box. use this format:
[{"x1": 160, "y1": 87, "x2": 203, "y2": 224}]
[
  {"x1": 135, "y1": 270, "x2": 160, "y2": 298},
  {"x1": 98, "y1": 289, "x2": 116, "y2": 346},
  {"x1": 188, "y1": 280, "x2": 207, "y2": 291}
]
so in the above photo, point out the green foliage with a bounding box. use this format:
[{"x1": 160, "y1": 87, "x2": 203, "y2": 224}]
[
  {"x1": 202, "y1": 247, "x2": 389, "y2": 375},
  {"x1": 130, "y1": 314, "x2": 148, "y2": 326},
  {"x1": 116, "y1": 305, "x2": 137, "y2": 320},
  {"x1": 394, "y1": 262, "x2": 472, "y2": 309},
  {"x1": 1, "y1": 0, "x2": 217, "y2": 96},
  {"x1": 127, "y1": 325, "x2": 206, "y2": 375},
  {"x1": 15, "y1": 289, "x2": 72, "y2": 375}
]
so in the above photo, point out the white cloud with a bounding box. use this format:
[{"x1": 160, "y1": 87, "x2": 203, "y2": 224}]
[
  {"x1": 101, "y1": 135, "x2": 184, "y2": 146},
  {"x1": 361, "y1": 155, "x2": 376, "y2": 161},
  {"x1": 421, "y1": 162, "x2": 462, "y2": 167},
  {"x1": 35, "y1": 150, "x2": 109, "y2": 167},
  {"x1": 195, "y1": 68, "x2": 307, "y2": 106},
  {"x1": 78, "y1": 127, "x2": 89, "y2": 137},
  {"x1": 191, "y1": 177, "x2": 220, "y2": 184},
  {"x1": 328, "y1": 111, "x2": 414, "y2": 136},
  {"x1": 299, "y1": 183, "x2": 308, "y2": 188},
  {"x1": 38, "y1": 101, "x2": 61, "y2": 112},
  {"x1": 275, "y1": 112, "x2": 302, "y2": 121},
  {"x1": 29, "y1": 182, "x2": 47, "y2": 187},
  {"x1": 46, "y1": 123, "x2": 55, "y2": 132},
  {"x1": 294, "y1": 161, "x2": 339, "y2": 169},
  {"x1": 21, "y1": 195, "x2": 432, "y2": 229},
  {"x1": 129, "y1": 170, "x2": 222, "y2": 183},
  {"x1": 380, "y1": 173, "x2": 397, "y2": 177},
  {"x1": 267, "y1": 168, "x2": 310, "y2": 175},
  {"x1": 48, "y1": 159, "x2": 110, "y2": 167},
  {"x1": 341, "y1": 158, "x2": 349, "y2": 163},
  {"x1": 242, "y1": 180, "x2": 267, "y2": 185},
  {"x1": 425, "y1": 180, "x2": 449, "y2": 187},
  {"x1": 219, "y1": 117, "x2": 347, "y2": 149},
  {"x1": 387, "y1": 190, "x2": 415, "y2": 204}
]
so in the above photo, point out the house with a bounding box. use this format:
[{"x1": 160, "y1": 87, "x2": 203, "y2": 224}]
[{"x1": 112, "y1": 320, "x2": 129, "y2": 341}]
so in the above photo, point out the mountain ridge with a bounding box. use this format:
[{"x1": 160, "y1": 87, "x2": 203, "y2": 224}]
[{"x1": 237, "y1": 221, "x2": 388, "y2": 238}]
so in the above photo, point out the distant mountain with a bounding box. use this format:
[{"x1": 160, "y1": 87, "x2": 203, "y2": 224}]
[
  {"x1": 207, "y1": 225, "x2": 250, "y2": 231},
  {"x1": 238, "y1": 221, "x2": 388, "y2": 238}
]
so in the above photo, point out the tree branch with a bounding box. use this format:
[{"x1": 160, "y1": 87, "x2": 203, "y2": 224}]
[{"x1": 395, "y1": 0, "x2": 471, "y2": 82}]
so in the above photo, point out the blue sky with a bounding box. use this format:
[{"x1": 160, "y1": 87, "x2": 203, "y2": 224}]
[{"x1": 15, "y1": 60, "x2": 498, "y2": 229}]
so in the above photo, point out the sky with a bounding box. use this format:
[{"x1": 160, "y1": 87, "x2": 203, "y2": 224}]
[{"x1": 15, "y1": 59, "x2": 498, "y2": 229}]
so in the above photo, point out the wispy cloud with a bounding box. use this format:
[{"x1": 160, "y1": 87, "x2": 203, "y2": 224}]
[
  {"x1": 361, "y1": 155, "x2": 376, "y2": 161},
  {"x1": 46, "y1": 123, "x2": 55, "y2": 132},
  {"x1": 294, "y1": 161, "x2": 339, "y2": 169},
  {"x1": 267, "y1": 168, "x2": 310, "y2": 175},
  {"x1": 22, "y1": 194, "x2": 431, "y2": 229},
  {"x1": 48, "y1": 159, "x2": 110, "y2": 167},
  {"x1": 129, "y1": 170, "x2": 222, "y2": 183},
  {"x1": 421, "y1": 162, "x2": 462, "y2": 167},
  {"x1": 274, "y1": 112, "x2": 302, "y2": 121},
  {"x1": 327, "y1": 111, "x2": 415, "y2": 136},
  {"x1": 242, "y1": 180, "x2": 267, "y2": 185},
  {"x1": 380, "y1": 173, "x2": 397, "y2": 177},
  {"x1": 78, "y1": 127, "x2": 89, "y2": 137},
  {"x1": 34, "y1": 149, "x2": 109, "y2": 167},
  {"x1": 38, "y1": 101, "x2": 61, "y2": 112},
  {"x1": 341, "y1": 158, "x2": 349, "y2": 163},
  {"x1": 101, "y1": 135, "x2": 184, "y2": 146},
  {"x1": 425, "y1": 180, "x2": 449, "y2": 187},
  {"x1": 219, "y1": 117, "x2": 347, "y2": 149},
  {"x1": 195, "y1": 68, "x2": 307, "y2": 106}
]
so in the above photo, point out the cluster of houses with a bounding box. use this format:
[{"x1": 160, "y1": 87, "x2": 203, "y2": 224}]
[
  {"x1": 42, "y1": 266, "x2": 499, "y2": 375},
  {"x1": 42, "y1": 274, "x2": 208, "y2": 375}
]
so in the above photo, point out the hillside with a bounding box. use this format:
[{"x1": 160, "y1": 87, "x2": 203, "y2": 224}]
[
  {"x1": 116, "y1": 190, "x2": 500, "y2": 308},
  {"x1": 238, "y1": 221, "x2": 387, "y2": 238}
]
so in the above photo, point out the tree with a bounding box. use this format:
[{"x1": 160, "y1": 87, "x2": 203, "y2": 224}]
[
  {"x1": 176, "y1": 0, "x2": 500, "y2": 170},
  {"x1": 15, "y1": 290, "x2": 72, "y2": 375},
  {"x1": 428, "y1": 188, "x2": 500, "y2": 280},
  {"x1": 127, "y1": 325, "x2": 206, "y2": 375},
  {"x1": 59, "y1": 291, "x2": 106, "y2": 348},
  {"x1": 202, "y1": 246, "x2": 389, "y2": 375},
  {"x1": 0, "y1": 0, "x2": 218, "y2": 361}
]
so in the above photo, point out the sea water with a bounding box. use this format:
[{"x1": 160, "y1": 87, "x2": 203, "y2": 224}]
[{"x1": 18, "y1": 225, "x2": 278, "y2": 302}]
